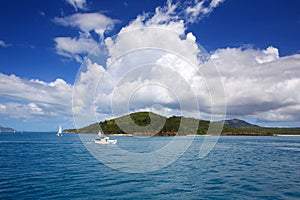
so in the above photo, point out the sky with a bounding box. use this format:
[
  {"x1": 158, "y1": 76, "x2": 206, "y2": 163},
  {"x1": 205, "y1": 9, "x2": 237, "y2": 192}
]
[{"x1": 0, "y1": 0, "x2": 299, "y2": 131}]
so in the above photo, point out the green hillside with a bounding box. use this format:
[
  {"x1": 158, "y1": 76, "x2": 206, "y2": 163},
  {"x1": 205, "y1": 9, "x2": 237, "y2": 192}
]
[{"x1": 65, "y1": 112, "x2": 300, "y2": 136}]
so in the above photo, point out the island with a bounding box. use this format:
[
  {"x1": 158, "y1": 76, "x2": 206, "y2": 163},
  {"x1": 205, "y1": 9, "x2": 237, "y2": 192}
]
[
  {"x1": 65, "y1": 112, "x2": 300, "y2": 136},
  {"x1": 0, "y1": 125, "x2": 16, "y2": 133}
]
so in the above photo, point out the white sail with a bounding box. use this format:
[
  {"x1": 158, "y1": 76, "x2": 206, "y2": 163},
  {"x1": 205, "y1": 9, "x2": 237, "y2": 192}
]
[
  {"x1": 58, "y1": 125, "x2": 62, "y2": 134},
  {"x1": 97, "y1": 129, "x2": 105, "y2": 137},
  {"x1": 57, "y1": 125, "x2": 63, "y2": 136}
]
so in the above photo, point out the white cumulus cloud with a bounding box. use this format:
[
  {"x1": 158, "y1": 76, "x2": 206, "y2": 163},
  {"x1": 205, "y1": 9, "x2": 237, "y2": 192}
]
[
  {"x1": 72, "y1": 0, "x2": 226, "y2": 127},
  {"x1": 54, "y1": 36, "x2": 99, "y2": 62},
  {"x1": 72, "y1": 59, "x2": 106, "y2": 127},
  {"x1": 255, "y1": 46, "x2": 279, "y2": 64},
  {"x1": 52, "y1": 0, "x2": 221, "y2": 63},
  {"x1": 53, "y1": 12, "x2": 120, "y2": 62},
  {"x1": 53, "y1": 12, "x2": 119, "y2": 38}
]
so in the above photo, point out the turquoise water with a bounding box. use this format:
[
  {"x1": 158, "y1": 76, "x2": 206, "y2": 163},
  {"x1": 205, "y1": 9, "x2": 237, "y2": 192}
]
[{"x1": 0, "y1": 132, "x2": 299, "y2": 199}]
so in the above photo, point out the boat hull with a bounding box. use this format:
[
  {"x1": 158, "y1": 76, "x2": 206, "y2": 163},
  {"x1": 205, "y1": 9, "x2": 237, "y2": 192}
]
[{"x1": 94, "y1": 139, "x2": 117, "y2": 144}]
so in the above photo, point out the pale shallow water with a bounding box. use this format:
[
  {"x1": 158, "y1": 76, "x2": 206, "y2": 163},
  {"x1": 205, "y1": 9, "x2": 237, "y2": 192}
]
[{"x1": 0, "y1": 132, "x2": 299, "y2": 199}]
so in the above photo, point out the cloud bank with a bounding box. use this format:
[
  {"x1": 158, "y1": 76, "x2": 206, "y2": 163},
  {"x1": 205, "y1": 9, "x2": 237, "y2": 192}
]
[
  {"x1": 0, "y1": 73, "x2": 73, "y2": 130},
  {"x1": 1, "y1": 0, "x2": 300, "y2": 130},
  {"x1": 211, "y1": 47, "x2": 300, "y2": 124}
]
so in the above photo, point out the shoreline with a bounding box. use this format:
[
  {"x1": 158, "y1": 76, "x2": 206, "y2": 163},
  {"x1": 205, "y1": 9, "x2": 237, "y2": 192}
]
[{"x1": 276, "y1": 134, "x2": 300, "y2": 137}]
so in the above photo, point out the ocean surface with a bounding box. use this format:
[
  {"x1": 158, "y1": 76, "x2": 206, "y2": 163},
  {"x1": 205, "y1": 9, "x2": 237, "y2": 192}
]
[{"x1": 0, "y1": 132, "x2": 299, "y2": 199}]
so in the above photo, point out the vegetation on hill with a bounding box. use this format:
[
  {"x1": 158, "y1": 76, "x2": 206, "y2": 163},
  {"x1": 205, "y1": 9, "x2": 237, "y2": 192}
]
[{"x1": 64, "y1": 112, "x2": 300, "y2": 136}]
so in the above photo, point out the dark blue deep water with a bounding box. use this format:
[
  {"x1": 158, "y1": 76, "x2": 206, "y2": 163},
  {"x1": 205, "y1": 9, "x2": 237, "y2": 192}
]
[{"x1": 0, "y1": 132, "x2": 299, "y2": 199}]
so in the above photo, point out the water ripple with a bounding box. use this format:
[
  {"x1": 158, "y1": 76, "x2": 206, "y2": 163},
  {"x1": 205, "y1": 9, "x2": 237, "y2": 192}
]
[{"x1": 0, "y1": 133, "x2": 299, "y2": 199}]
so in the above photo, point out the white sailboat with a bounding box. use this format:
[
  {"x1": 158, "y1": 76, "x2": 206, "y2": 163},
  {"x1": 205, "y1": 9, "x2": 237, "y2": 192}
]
[
  {"x1": 94, "y1": 129, "x2": 117, "y2": 144},
  {"x1": 56, "y1": 125, "x2": 63, "y2": 136}
]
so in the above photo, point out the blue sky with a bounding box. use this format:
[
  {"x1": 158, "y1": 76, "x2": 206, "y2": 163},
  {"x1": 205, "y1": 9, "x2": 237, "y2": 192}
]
[{"x1": 0, "y1": 0, "x2": 299, "y2": 131}]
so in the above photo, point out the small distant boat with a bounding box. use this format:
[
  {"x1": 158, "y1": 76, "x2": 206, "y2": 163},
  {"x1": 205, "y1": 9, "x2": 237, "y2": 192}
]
[
  {"x1": 56, "y1": 125, "x2": 63, "y2": 136},
  {"x1": 94, "y1": 130, "x2": 117, "y2": 144}
]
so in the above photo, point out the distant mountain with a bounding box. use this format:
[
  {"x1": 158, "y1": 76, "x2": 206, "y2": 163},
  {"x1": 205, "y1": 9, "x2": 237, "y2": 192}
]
[
  {"x1": 65, "y1": 112, "x2": 300, "y2": 136},
  {"x1": 222, "y1": 119, "x2": 260, "y2": 128},
  {"x1": 0, "y1": 125, "x2": 16, "y2": 132}
]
